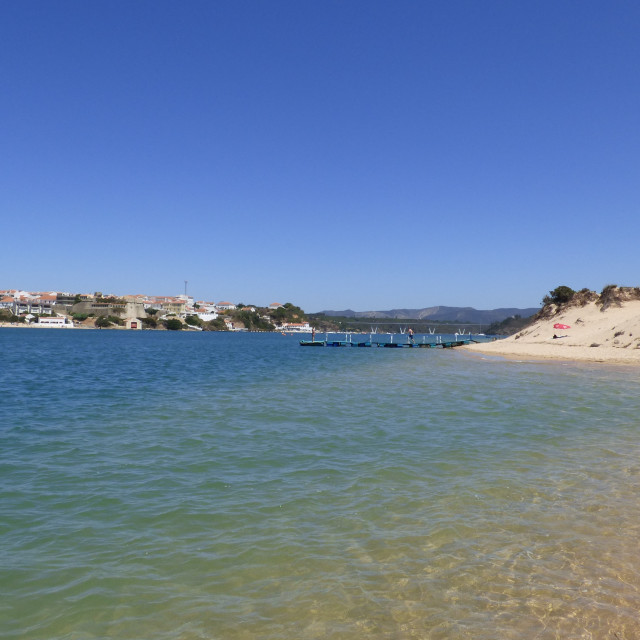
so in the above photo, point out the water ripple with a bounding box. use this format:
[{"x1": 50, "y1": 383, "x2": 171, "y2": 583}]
[{"x1": 2, "y1": 331, "x2": 640, "y2": 638}]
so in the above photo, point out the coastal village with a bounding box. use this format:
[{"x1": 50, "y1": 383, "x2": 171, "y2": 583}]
[{"x1": 0, "y1": 289, "x2": 313, "y2": 332}]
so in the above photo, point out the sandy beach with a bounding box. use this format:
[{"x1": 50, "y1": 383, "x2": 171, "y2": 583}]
[{"x1": 464, "y1": 298, "x2": 640, "y2": 364}]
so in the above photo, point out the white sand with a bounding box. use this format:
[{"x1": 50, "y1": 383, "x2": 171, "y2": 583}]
[{"x1": 463, "y1": 300, "x2": 640, "y2": 364}]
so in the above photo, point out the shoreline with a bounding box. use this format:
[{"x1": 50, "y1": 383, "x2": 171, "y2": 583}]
[
  {"x1": 462, "y1": 298, "x2": 640, "y2": 366},
  {"x1": 462, "y1": 340, "x2": 640, "y2": 365},
  {"x1": 0, "y1": 322, "x2": 94, "y2": 330}
]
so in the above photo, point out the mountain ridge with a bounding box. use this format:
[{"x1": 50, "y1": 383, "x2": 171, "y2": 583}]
[{"x1": 315, "y1": 306, "x2": 539, "y2": 324}]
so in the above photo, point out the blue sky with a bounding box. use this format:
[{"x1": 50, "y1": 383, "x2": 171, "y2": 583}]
[{"x1": 2, "y1": 1, "x2": 639, "y2": 312}]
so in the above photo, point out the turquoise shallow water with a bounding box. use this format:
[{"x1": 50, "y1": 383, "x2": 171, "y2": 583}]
[{"x1": 2, "y1": 329, "x2": 640, "y2": 639}]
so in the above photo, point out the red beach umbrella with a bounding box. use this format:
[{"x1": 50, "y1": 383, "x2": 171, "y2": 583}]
[{"x1": 553, "y1": 323, "x2": 571, "y2": 329}]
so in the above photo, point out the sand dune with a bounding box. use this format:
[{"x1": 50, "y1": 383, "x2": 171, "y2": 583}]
[{"x1": 464, "y1": 298, "x2": 640, "y2": 364}]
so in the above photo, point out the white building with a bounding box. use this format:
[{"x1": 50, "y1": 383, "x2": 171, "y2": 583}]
[
  {"x1": 9, "y1": 292, "x2": 56, "y2": 315},
  {"x1": 196, "y1": 301, "x2": 218, "y2": 313},
  {"x1": 177, "y1": 294, "x2": 195, "y2": 306},
  {"x1": 191, "y1": 309, "x2": 218, "y2": 322},
  {"x1": 279, "y1": 322, "x2": 312, "y2": 333},
  {"x1": 36, "y1": 316, "x2": 73, "y2": 328}
]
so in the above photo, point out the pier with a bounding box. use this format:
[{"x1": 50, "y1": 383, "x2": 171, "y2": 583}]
[{"x1": 300, "y1": 333, "x2": 478, "y2": 349}]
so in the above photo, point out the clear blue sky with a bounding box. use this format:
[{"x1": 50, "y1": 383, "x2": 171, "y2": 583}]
[{"x1": 2, "y1": 1, "x2": 639, "y2": 312}]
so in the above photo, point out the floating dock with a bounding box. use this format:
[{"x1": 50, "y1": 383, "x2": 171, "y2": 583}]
[{"x1": 300, "y1": 335, "x2": 477, "y2": 349}]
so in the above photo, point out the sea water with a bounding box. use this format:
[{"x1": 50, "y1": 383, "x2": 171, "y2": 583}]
[{"x1": 1, "y1": 329, "x2": 639, "y2": 639}]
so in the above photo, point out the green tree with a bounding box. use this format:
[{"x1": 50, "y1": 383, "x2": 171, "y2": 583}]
[
  {"x1": 95, "y1": 316, "x2": 112, "y2": 328},
  {"x1": 185, "y1": 315, "x2": 203, "y2": 327},
  {"x1": 542, "y1": 285, "x2": 575, "y2": 306},
  {"x1": 165, "y1": 318, "x2": 183, "y2": 330},
  {"x1": 234, "y1": 310, "x2": 274, "y2": 331},
  {"x1": 203, "y1": 318, "x2": 228, "y2": 331}
]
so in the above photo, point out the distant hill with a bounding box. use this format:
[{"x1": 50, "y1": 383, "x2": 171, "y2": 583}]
[{"x1": 318, "y1": 306, "x2": 539, "y2": 324}]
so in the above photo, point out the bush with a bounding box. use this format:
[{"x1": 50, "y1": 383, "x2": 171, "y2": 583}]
[
  {"x1": 165, "y1": 318, "x2": 183, "y2": 331},
  {"x1": 203, "y1": 318, "x2": 228, "y2": 331},
  {"x1": 572, "y1": 288, "x2": 598, "y2": 306},
  {"x1": 598, "y1": 284, "x2": 624, "y2": 310},
  {"x1": 0, "y1": 309, "x2": 24, "y2": 323},
  {"x1": 95, "y1": 316, "x2": 112, "y2": 328},
  {"x1": 265, "y1": 302, "x2": 306, "y2": 324},
  {"x1": 542, "y1": 285, "x2": 575, "y2": 307}
]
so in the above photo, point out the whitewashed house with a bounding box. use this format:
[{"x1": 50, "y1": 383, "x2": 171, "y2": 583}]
[
  {"x1": 36, "y1": 316, "x2": 73, "y2": 328},
  {"x1": 278, "y1": 322, "x2": 312, "y2": 333},
  {"x1": 192, "y1": 309, "x2": 218, "y2": 322}
]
